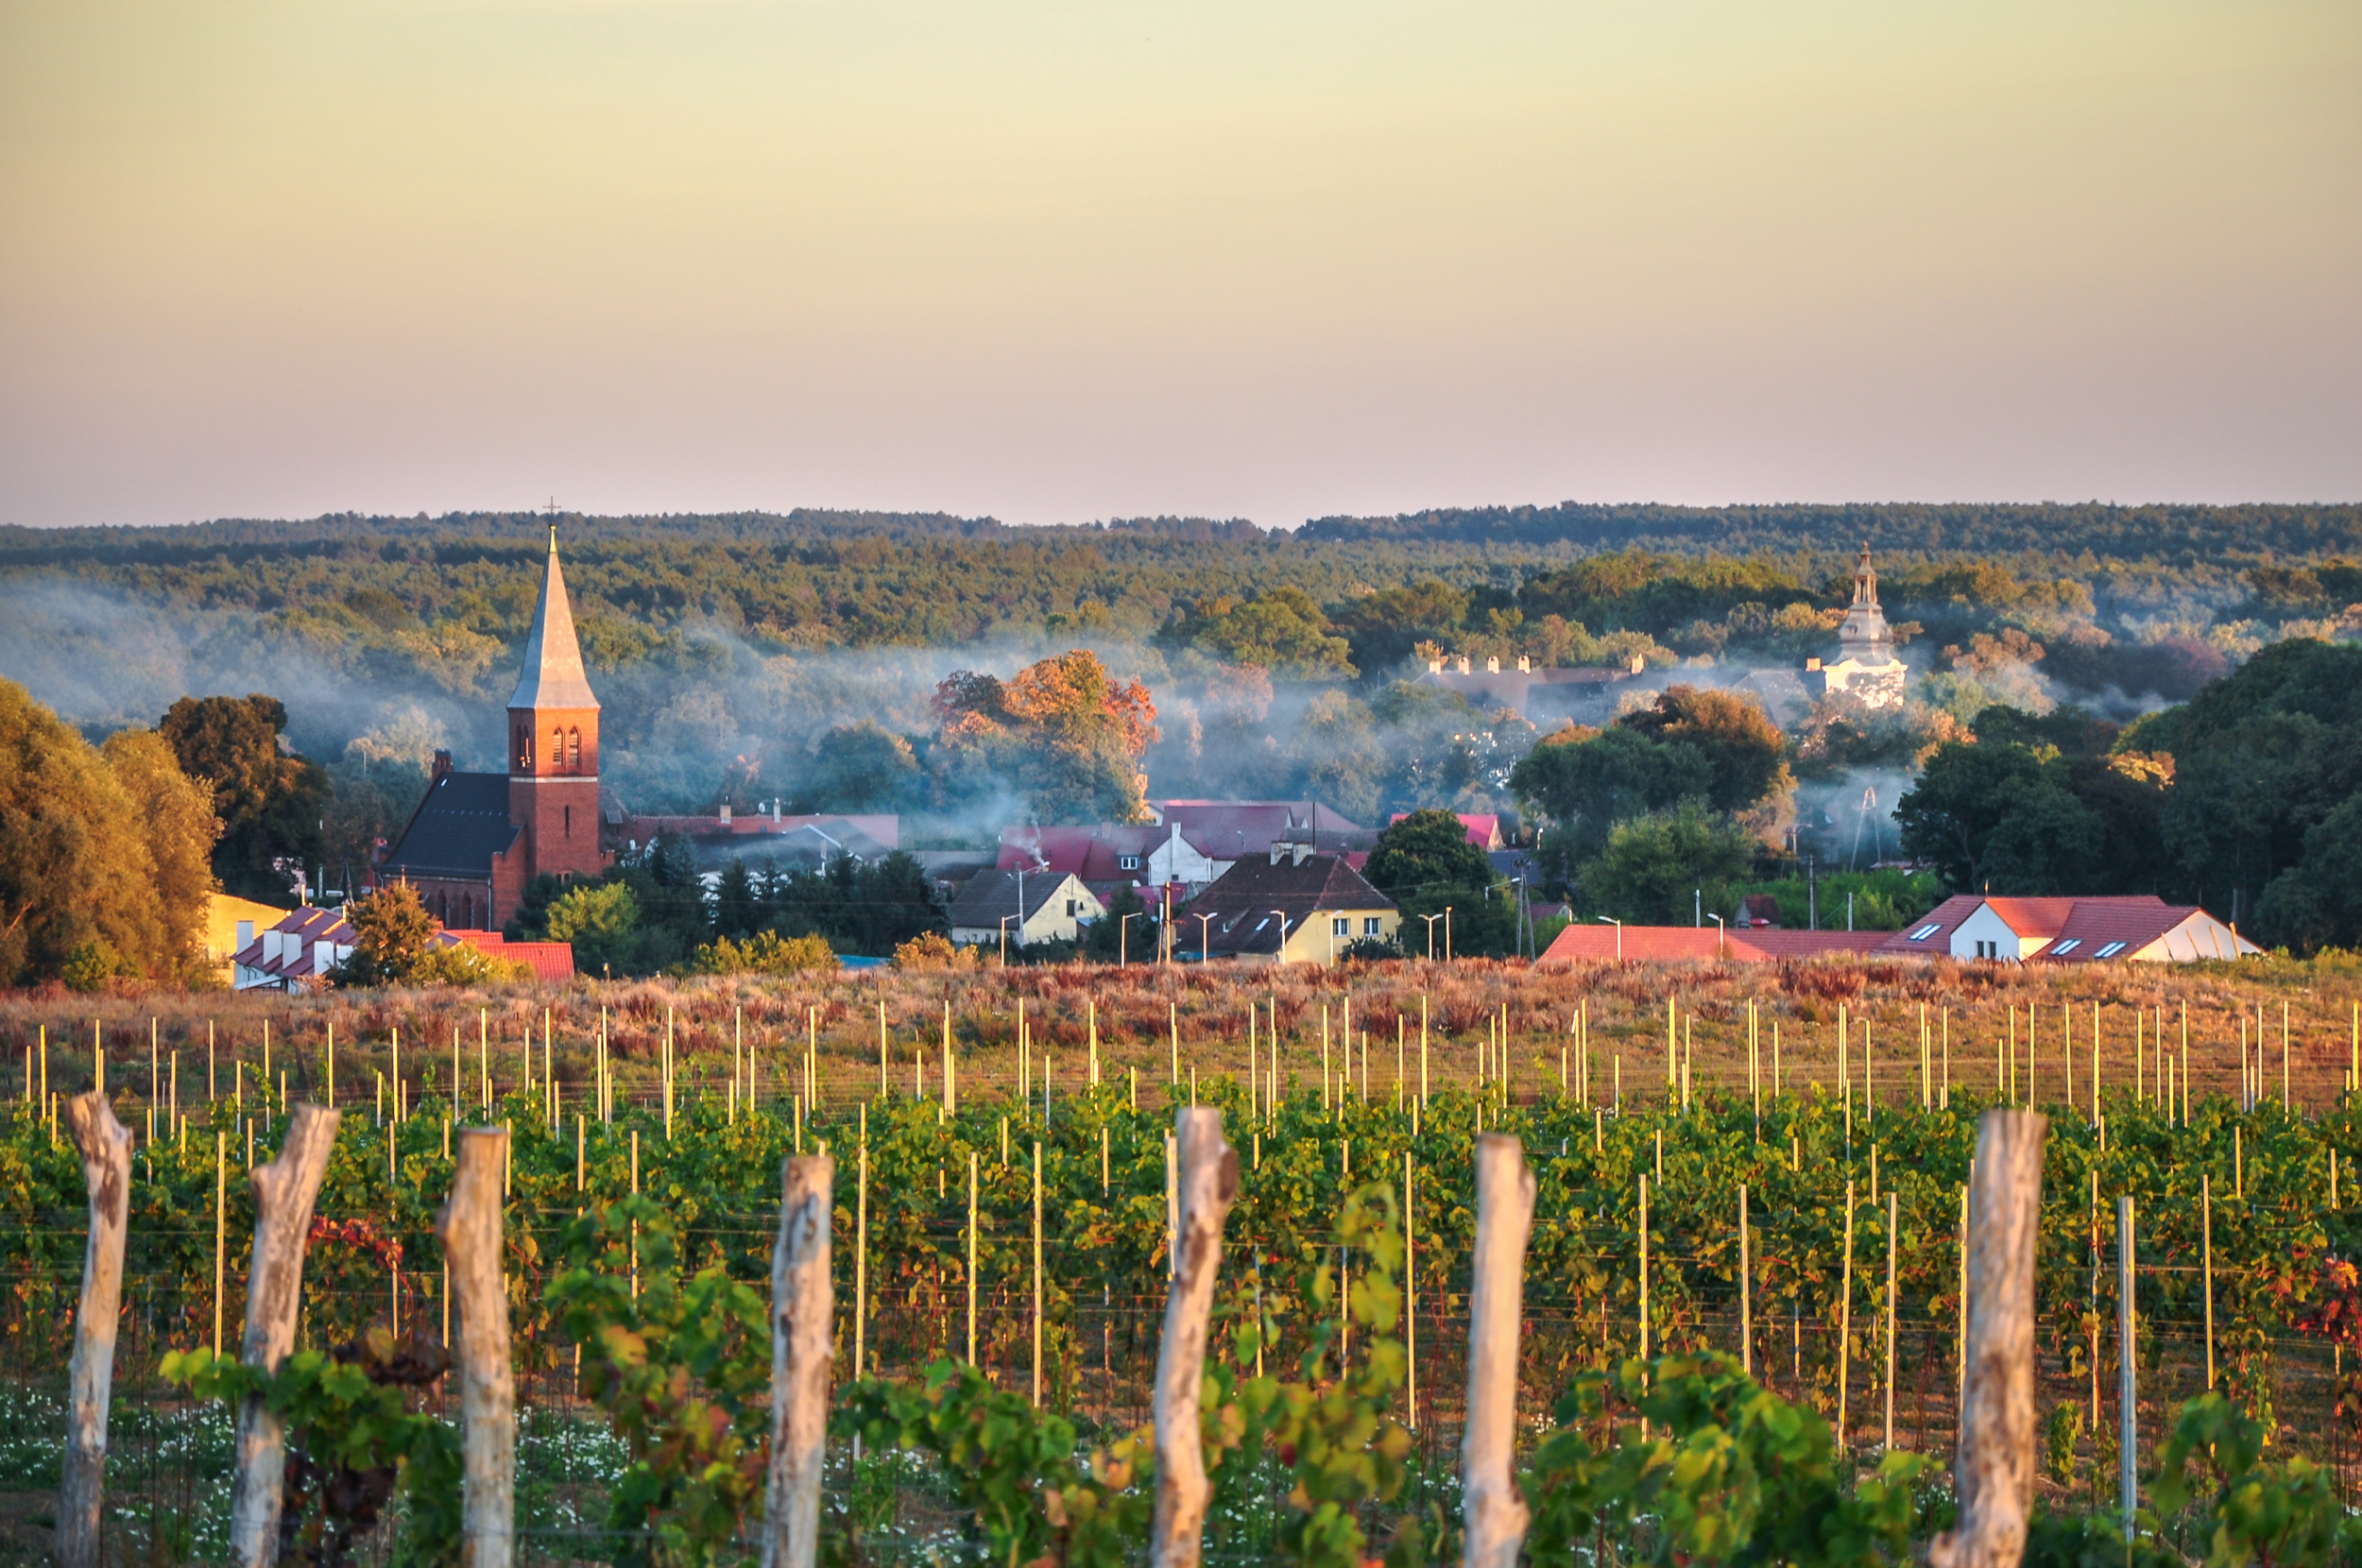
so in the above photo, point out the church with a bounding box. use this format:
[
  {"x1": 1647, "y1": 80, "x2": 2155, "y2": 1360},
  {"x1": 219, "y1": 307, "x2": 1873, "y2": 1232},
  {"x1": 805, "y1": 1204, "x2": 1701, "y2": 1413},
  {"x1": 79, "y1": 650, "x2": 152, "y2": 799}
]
[
  {"x1": 378, "y1": 530, "x2": 610, "y2": 929},
  {"x1": 1805, "y1": 546, "x2": 1908, "y2": 708}
]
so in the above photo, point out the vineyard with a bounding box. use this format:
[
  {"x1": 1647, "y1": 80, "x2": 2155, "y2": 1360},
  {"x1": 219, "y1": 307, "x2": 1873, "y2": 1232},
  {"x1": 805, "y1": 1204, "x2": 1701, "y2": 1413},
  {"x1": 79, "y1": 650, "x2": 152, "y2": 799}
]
[{"x1": 7, "y1": 952, "x2": 2362, "y2": 1566}]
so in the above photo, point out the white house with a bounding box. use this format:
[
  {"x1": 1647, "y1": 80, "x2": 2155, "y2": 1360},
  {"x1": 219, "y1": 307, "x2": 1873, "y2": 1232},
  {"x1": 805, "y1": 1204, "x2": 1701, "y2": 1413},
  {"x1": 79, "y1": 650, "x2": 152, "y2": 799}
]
[{"x1": 1878, "y1": 895, "x2": 2262, "y2": 963}]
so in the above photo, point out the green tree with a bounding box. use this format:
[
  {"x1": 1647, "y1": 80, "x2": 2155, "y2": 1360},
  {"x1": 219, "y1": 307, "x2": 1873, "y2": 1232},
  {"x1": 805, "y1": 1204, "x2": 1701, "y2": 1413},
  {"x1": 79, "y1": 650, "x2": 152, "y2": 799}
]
[
  {"x1": 545, "y1": 881, "x2": 643, "y2": 976},
  {"x1": 1083, "y1": 882, "x2": 1157, "y2": 963},
  {"x1": 332, "y1": 883, "x2": 441, "y2": 986},
  {"x1": 1893, "y1": 741, "x2": 2048, "y2": 892},
  {"x1": 1365, "y1": 808, "x2": 1518, "y2": 957},
  {"x1": 1611, "y1": 685, "x2": 1791, "y2": 813},
  {"x1": 1167, "y1": 587, "x2": 1355, "y2": 676},
  {"x1": 2255, "y1": 795, "x2": 2362, "y2": 953},
  {"x1": 807, "y1": 722, "x2": 918, "y2": 811},
  {"x1": 1582, "y1": 803, "x2": 1754, "y2": 924},
  {"x1": 159, "y1": 693, "x2": 332, "y2": 900}
]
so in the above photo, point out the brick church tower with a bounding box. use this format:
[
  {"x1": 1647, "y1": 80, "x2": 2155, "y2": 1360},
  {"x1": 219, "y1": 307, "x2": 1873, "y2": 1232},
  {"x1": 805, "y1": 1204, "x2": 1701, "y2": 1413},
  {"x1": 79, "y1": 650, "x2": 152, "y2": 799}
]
[
  {"x1": 506, "y1": 526, "x2": 607, "y2": 892},
  {"x1": 380, "y1": 528, "x2": 612, "y2": 928}
]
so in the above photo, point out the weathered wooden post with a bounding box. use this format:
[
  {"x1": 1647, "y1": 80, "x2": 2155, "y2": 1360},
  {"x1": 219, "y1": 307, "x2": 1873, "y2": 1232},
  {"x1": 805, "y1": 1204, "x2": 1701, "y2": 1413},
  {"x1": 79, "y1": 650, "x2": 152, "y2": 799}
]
[
  {"x1": 762, "y1": 1154, "x2": 834, "y2": 1568},
  {"x1": 60, "y1": 1092, "x2": 131, "y2": 1568},
  {"x1": 1929, "y1": 1110, "x2": 2047, "y2": 1568},
  {"x1": 229, "y1": 1103, "x2": 341, "y2": 1568},
  {"x1": 1150, "y1": 1107, "x2": 1240, "y2": 1568},
  {"x1": 1463, "y1": 1133, "x2": 1536, "y2": 1568},
  {"x1": 436, "y1": 1127, "x2": 515, "y2": 1568}
]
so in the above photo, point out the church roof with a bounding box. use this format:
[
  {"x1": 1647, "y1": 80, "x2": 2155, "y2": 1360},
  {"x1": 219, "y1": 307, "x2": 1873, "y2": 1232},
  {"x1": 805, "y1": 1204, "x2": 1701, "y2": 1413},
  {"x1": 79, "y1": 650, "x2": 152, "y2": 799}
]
[
  {"x1": 507, "y1": 529, "x2": 600, "y2": 711},
  {"x1": 382, "y1": 771, "x2": 520, "y2": 878}
]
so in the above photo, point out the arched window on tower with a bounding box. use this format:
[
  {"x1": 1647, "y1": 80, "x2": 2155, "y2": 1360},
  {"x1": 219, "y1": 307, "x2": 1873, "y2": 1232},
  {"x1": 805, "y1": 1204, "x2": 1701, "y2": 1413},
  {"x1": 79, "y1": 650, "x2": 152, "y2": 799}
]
[
  {"x1": 517, "y1": 726, "x2": 532, "y2": 772},
  {"x1": 553, "y1": 725, "x2": 565, "y2": 773},
  {"x1": 568, "y1": 727, "x2": 581, "y2": 769}
]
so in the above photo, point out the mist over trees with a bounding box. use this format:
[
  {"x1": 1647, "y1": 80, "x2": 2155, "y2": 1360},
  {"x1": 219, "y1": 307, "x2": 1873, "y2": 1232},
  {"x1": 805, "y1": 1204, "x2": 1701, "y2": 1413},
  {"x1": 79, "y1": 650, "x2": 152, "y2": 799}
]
[{"x1": 1, "y1": 504, "x2": 2359, "y2": 954}]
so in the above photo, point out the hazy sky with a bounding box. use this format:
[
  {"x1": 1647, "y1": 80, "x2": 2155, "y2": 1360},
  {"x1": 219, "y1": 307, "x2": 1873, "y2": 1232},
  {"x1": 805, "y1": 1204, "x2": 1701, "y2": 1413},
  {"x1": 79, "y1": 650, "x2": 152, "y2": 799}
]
[{"x1": 3, "y1": 0, "x2": 2356, "y2": 530}]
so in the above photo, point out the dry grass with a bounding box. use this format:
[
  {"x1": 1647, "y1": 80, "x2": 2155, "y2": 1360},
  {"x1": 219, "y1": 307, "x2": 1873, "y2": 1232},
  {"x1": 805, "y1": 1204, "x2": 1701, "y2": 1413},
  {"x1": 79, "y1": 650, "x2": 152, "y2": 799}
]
[{"x1": 6, "y1": 950, "x2": 2359, "y2": 1116}]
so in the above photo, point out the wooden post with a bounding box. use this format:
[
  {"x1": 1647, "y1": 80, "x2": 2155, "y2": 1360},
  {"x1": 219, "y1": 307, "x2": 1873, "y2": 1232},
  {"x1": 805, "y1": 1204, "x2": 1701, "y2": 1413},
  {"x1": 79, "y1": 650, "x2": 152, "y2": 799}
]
[
  {"x1": 1838, "y1": 1181, "x2": 1853, "y2": 1444},
  {"x1": 1032, "y1": 1141, "x2": 1044, "y2": 1407},
  {"x1": 1738, "y1": 1185, "x2": 1751, "y2": 1376},
  {"x1": 1405, "y1": 1151, "x2": 1417, "y2": 1426},
  {"x1": 229, "y1": 1103, "x2": 341, "y2": 1568},
  {"x1": 1463, "y1": 1133, "x2": 1536, "y2": 1568},
  {"x1": 436, "y1": 1127, "x2": 515, "y2": 1568},
  {"x1": 1150, "y1": 1108, "x2": 1239, "y2": 1568},
  {"x1": 2117, "y1": 1196, "x2": 2137, "y2": 1521},
  {"x1": 60, "y1": 1093, "x2": 131, "y2": 1568},
  {"x1": 1929, "y1": 1110, "x2": 2047, "y2": 1568},
  {"x1": 762, "y1": 1154, "x2": 834, "y2": 1568},
  {"x1": 1884, "y1": 1189, "x2": 1898, "y2": 1450}
]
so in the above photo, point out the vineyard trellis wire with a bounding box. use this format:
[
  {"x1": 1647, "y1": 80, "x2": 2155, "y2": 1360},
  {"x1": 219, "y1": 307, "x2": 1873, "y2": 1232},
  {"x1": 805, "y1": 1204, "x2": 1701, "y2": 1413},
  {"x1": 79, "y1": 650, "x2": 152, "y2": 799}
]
[{"x1": 5, "y1": 970, "x2": 2362, "y2": 1564}]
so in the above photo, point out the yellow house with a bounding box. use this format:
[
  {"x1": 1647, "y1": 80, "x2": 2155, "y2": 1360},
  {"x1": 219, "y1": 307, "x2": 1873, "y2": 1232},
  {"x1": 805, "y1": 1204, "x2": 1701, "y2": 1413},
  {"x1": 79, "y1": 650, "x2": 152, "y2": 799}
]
[
  {"x1": 1181, "y1": 849, "x2": 1400, "y2": 966},
  {"x1": 205, "y1": 892, "x2": 292, "y2": 984}
]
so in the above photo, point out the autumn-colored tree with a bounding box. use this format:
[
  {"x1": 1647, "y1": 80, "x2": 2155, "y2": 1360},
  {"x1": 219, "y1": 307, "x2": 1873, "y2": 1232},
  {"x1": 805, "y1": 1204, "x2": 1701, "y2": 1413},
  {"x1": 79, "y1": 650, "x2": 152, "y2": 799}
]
[
  {"x1": 0, "y1": 680, "x2": 222, "y2": 989},
  {"x1": 930, "y1": 651, "x2": 1159, "y2": 824}
]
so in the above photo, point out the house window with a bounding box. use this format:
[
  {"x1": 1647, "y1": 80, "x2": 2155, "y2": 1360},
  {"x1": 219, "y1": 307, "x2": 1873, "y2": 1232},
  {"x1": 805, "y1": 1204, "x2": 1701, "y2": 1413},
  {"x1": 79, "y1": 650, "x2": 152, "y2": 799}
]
[
  {"x1": 2096, "y1": 941, "x2": 2126, "y2": 958},
  {"x1": 1908, "y1": 922, "x2": 1942, "y2": 941},
  {"x1": 1066, "y1": 898, "x2": 1077, "y2": 917},
  {"x1": 2053, "y1": 938, "x2": 2081, "y2": 954},
  {"x1": 1364, "y1": 917, "x2": 1381, "y2": 936},
  {"x1": 1119, "y1": 855, "x2": 1140, "y2": 871},
  {"x1": 1333, "y1": 917, "x2": 1350, "y2": 937}
]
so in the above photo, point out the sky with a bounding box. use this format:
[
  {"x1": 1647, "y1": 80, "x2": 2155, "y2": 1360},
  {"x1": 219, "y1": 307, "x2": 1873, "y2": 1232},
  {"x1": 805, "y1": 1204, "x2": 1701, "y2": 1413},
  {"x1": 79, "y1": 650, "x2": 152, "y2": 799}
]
[{"x1": 2, "y1": 0, "x2": 2356, "y2": 531}]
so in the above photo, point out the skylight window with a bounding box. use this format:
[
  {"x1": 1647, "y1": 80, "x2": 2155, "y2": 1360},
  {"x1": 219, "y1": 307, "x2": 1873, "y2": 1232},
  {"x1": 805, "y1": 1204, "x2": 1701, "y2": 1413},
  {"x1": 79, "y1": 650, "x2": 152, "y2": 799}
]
[
  {"x1": 2095, "y1": 941, "x2": 2126, "y2": 958},
  {"x1": 1909, "y1": 923, "x2": 1942, "y2": 941},
  {"x1": 2053, "y1": 938, "x2": 2081, "y2": 954}
]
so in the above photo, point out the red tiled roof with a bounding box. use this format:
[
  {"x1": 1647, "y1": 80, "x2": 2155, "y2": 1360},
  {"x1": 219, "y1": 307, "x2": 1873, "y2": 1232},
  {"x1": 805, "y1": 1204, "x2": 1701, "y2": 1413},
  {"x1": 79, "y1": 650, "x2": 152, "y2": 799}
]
[
  {"x1": 1390, "y1": 812, "x2": 1503, "y2": 849},
  {"x1": 1537, "y1": 925, "x2": 1887, "y2": 964},
  {"x1": 1874, "y1": 895, "x2": 2177, "y2": 957},
  {"x1": 998, "y1": 825, "x2": 1173, "y2": 880},
  {"x1": 451, "y1": 930, "x2": 576, "y2": 981},
  {"x1": 2032, "y1": 903, "x2": 2251, "y2": 963}
]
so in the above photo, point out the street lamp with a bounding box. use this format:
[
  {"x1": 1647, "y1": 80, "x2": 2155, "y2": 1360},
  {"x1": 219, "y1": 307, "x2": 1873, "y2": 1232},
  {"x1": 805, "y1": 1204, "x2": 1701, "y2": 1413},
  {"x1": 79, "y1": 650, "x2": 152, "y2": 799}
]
[
  {"x1": 1271, "y1": 910, "x2": 1290, "y2": 964},
  {"x1": 1707, "y1": 912, "x2": 1725, "y2": 957},
  {"x1": 1192, "y1": 912, "x2": 1215, "y2": 963},
  {"x1": 1445, "y1": 905, "x2": 1453, "y2": 963},
  {"x1": 1420, "y1": 912, "x2": 1446, "y2": 961},
  {"x1": 1120, "y1": 911, "x2": 1143, "y2": 966},
  {"x1": 1597, "y1": 914, "x2": 1622, "y2": 962}
]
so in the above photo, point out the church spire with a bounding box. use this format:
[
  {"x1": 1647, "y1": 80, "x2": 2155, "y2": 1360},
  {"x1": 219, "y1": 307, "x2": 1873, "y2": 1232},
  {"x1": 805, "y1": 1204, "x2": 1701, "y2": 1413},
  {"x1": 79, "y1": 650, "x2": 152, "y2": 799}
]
[{"x1": 507, "y1": 528, "x2": 600, "y2": 710}]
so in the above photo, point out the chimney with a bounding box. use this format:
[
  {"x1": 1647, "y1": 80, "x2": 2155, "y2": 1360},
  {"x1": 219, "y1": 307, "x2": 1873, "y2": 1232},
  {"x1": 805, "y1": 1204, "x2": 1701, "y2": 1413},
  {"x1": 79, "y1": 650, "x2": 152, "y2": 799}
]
[
  {"x1": 1806, "y1": 656, "x2": 1823, "y2": 672},
  {"x1": 1627, "y1": 652, "x2": 1645, "y2": 674},
  {"x1": 1517, "y1": 655, "x2": 1531, "y2": 673},
  {"x1": 719, "y1": 802, "x2": 731, "y2": 826},
  {"x1": 1455, "y1": 656, "x2": 1471, "y2": 674},
  {"x1": 1485, "y1": 656, "x2": 1499, "y2": 673},
  {"x1": 1427, "y1": 657, "x2": 1443, "y2": 673},
  {"x1": 431, "y1": 749, "x2": 453, "y2": 782}
]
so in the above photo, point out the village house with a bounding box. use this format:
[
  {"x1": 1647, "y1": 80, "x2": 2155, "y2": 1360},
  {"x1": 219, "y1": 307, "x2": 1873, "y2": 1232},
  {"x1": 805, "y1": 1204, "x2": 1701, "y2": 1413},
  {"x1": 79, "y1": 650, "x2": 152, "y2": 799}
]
[
  {"x1": 1177, "y1": 847, "x2": 1399, "y2": 966},
  {"x1": 1875, "y1": 895, "x2": 2259, "y2": 963},
  {"x1": 948, "y1": 869, "x2": 1108, "y2": 949},
  {"x1": 231, "y1": 907, "x2": 574, "y2": 989}
]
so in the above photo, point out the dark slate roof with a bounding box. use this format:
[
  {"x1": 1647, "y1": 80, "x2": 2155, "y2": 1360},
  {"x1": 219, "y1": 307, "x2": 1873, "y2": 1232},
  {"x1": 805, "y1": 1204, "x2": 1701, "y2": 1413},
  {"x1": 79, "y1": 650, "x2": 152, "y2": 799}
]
[
  {"x1": 948, "y1": 868, "x2": 1077, "y2": 929},
  {"x1": 1183, "y1": 853, "x2": 1395, "y2": 956},
  {"x1": 383, "y1": 772, "x2": 520, "y2": 878}
]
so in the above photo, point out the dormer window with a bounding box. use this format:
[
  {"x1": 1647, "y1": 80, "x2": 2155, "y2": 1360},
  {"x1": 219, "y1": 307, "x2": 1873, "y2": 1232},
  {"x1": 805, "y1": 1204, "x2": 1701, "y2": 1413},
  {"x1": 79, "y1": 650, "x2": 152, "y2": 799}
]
[{"x1": 1119, "y1": 855, "x2": 1140, "y2": 871}]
